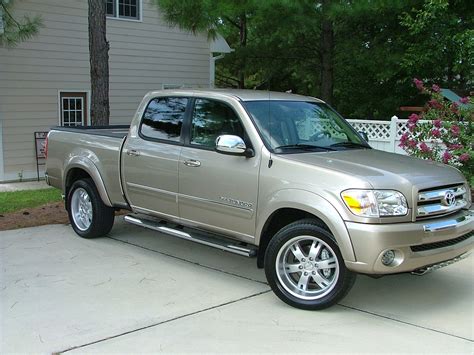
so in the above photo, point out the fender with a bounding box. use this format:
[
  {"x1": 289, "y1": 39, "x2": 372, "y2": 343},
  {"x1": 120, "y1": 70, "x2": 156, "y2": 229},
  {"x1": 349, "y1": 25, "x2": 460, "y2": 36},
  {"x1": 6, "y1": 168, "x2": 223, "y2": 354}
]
[
  {"x1": 256, "y1": 189, "x2": 356, "y2": 262},
  {"x1": 63, "y1": 156, "x2": 113, "y2": 207}
]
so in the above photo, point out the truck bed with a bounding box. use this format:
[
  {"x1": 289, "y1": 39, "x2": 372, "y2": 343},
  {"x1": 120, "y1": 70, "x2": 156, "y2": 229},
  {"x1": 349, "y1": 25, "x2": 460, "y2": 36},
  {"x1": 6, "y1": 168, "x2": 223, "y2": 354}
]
[
  {"x1": 46, "y1": 125, "x2": 130, "y2": 207},
  {"x1": 52, "y1": 125, "x2": 130, "y2": 139}
]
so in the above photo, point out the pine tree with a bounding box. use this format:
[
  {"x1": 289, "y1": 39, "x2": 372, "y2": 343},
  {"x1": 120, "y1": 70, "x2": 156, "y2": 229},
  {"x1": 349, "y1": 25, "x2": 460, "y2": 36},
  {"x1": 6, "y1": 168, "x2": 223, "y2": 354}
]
[
  {"x1": 88, "y1": 0, "x2": 110, "y2": 126},
  {"x1": 155, "y1": 0, "x2": 473, "y2": 119},
  {"x1": 0, "y1": 0, "x2": 42, "y2": 47}
]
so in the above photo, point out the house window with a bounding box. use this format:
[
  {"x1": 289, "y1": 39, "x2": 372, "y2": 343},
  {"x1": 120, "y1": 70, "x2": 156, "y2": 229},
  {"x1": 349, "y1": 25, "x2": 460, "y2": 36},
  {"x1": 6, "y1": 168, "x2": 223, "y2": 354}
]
[
  {"x1": 106, "y1": 0, "x2": 116, "y2": 17},
  {"x1": 106, "y1": 0, "x2": 141, "y2": 21},
  {"x1": 60, "y1": 92, "x2": 88, "y2": 127}
]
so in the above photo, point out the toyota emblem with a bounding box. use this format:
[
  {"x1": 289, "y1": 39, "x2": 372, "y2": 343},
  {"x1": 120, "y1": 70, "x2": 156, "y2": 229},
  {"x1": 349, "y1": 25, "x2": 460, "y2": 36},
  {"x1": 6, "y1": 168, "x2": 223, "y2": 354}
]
[{"x1": 442, "y1": 191, "x2": 456, "y2": 207}]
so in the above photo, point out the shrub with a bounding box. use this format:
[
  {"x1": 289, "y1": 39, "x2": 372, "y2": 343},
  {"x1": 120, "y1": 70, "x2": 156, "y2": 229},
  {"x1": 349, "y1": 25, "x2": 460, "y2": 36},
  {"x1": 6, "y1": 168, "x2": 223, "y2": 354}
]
[{"x1": 400, "y1": 79, "x2": 473, "y2": 184}]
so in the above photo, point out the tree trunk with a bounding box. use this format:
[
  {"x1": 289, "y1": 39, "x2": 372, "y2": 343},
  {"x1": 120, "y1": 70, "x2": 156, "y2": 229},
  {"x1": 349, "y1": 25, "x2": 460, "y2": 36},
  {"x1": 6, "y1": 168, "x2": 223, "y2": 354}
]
[
  {"x1": 238, "y1": 14, "x2": 247, "y2": 89},
  {"x1": 320, "y1": 0, "x2": 334, "y2": 104},
  {"x1": 88, "y1": 0, "x2": 110, "y2": 125}
]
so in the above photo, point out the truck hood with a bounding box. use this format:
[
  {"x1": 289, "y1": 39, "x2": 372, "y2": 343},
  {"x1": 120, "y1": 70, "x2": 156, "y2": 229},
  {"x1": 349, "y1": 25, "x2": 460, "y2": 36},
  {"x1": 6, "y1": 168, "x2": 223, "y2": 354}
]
[{"x1": 283, "y1": 149, "x2": 466, "y2": 191}]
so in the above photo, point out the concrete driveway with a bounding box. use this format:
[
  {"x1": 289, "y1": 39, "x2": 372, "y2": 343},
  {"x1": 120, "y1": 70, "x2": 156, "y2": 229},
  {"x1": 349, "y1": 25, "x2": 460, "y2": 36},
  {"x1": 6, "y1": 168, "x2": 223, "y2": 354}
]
[{"x1": 1, "y1": 218, "x2": 473, "y2": 354}]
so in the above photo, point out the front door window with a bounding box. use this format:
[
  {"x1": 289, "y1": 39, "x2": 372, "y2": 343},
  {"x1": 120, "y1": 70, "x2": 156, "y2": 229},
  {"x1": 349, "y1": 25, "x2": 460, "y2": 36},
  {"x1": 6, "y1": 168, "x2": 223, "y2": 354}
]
[{"x1": 191, "y1": 99, "x2": 245, "y2": 148}]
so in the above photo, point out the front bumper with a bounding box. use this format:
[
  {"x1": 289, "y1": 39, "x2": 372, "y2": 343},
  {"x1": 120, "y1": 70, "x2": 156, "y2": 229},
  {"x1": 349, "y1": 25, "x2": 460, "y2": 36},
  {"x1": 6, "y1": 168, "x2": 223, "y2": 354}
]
[{"x1": 344, "y1": 209, "x2": 473, "y2": 274}]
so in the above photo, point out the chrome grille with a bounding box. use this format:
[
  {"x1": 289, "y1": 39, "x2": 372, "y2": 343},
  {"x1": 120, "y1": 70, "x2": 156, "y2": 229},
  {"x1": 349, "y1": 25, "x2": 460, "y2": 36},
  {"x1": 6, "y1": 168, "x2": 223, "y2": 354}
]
[{"x1": 416, "y1": 184, "x2": 469, "y2": 220}]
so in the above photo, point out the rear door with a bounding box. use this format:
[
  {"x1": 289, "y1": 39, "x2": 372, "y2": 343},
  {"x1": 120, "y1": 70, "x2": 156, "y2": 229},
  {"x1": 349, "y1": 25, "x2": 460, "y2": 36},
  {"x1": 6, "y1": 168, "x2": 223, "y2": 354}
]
[
  {"x1": 122, "y1": 96, "x2": 188, "y2": 220},
  {"x1": 178, "y1": 98, "x2": 260, "y2": 239}
]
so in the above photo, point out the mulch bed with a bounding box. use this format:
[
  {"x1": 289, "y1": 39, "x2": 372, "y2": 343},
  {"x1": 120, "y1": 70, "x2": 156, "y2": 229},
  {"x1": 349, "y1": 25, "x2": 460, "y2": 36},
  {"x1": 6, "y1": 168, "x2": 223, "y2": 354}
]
[
  {"x1": 0, "y1": 202, "x2": 128, "y2": 231},
  {"x1": 0, "y1": 202, "x2": 69, "y2": 231}
]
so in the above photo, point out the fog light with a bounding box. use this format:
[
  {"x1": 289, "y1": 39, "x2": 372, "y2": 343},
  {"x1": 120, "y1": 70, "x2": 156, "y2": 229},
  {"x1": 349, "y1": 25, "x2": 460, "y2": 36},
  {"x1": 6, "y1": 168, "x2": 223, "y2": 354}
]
[{"x1": 381, "y1": 250, "x2": 396, "y2": 266}]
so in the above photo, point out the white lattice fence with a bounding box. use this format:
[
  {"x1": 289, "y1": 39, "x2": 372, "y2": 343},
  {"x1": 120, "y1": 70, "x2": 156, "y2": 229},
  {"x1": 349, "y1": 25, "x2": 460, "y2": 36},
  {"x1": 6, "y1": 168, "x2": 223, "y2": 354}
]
[
  {"x1": 298, "y1": 116, "x2": 412, "y2": 154},
  {"x1": 296, "y1": 119, "x2": 355, "y2": 140},
  {"x1": 347, "y1": 116, "x2": 409, "y2": 154}
]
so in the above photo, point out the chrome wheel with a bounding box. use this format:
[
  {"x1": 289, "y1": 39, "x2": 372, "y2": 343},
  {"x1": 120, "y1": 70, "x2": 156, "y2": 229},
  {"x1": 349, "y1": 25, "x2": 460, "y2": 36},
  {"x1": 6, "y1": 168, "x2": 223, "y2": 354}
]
[
  {"x1": 70, "y1": 187, "x2": 93, "y2": 231},
  {"x1": 67, "y1": 178, "x2": 115, "y2": 238},
  {"x1": 276, "y1": 235, "x2": 339, "y2": 300}
]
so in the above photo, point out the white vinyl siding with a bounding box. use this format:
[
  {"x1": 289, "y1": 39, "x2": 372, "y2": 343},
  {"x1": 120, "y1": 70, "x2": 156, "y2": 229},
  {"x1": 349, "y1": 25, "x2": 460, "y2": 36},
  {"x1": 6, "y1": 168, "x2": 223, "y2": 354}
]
[{"x1": 0, "y1": 0, "x2": 210, "y2": 181}]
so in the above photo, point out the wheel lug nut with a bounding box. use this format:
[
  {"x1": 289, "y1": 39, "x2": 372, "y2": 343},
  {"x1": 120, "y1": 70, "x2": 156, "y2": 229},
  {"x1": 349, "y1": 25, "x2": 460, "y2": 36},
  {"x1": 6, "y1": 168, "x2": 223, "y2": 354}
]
[
  {"x1": 312, "y1": 271, "x2": 316, "y2": 275},
  {"x1": 299, "y1": 265, "x2": 303, "y2": 269},
  {"x1": 304, "y1": 272, "x2": 308, "y2": 276},
  {"x1": 309, "y1": 257, "x2": 313, "y2": 261},
  {"x1": 301, "y1": 258, "x2": 306, "y2": 262}
]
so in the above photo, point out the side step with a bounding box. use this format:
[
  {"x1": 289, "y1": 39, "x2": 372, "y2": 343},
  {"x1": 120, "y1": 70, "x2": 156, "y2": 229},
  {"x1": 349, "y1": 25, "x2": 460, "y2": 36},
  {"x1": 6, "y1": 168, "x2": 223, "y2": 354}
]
[{"x1": 124, "y1": 215, "x2": 258, "y2": 257}]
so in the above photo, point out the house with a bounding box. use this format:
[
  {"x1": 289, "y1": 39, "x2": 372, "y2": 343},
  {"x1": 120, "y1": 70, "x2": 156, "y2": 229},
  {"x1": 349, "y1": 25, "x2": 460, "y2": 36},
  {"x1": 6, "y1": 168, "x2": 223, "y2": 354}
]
[
  {"x1": 399, "y1": 88, "x2": 471, "y2": 117},
  {"x1": 0, "y1": 0, "x2": 231, "y2": 182},
  {"x1": 439, "y1": 88, "x2": 471, "y2": 109}
]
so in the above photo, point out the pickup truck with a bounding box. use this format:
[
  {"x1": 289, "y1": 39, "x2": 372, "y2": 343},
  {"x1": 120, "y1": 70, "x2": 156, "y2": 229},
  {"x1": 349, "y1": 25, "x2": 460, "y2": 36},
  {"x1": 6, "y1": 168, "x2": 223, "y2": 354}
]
[{"x1": 45, "y1": 89, "x2": 473, "y2": 310}]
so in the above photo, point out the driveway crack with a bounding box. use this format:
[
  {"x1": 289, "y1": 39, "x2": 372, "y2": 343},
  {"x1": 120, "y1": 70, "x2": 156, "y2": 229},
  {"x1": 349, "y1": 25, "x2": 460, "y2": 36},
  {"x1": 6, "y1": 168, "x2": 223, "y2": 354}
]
[
  {"x1": 106, "y1": 236, "x2": 268, "y2": 286},
  {"x1": 338, "y1": 303, "x2": 473, "y2": 342},
  {"x1": 55, "y1": 289, "x2": 271, "y2": 354}
]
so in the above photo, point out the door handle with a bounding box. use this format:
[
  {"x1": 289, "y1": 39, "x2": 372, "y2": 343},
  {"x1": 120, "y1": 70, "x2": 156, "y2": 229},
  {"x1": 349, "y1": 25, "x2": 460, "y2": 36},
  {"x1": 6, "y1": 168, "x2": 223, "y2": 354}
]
[
  {"x1": 183, "y1": 159, "x2": 201, "y2": 167},
  {"x1": 126, "y1": 149, "x2": 140, "y2": 157}
]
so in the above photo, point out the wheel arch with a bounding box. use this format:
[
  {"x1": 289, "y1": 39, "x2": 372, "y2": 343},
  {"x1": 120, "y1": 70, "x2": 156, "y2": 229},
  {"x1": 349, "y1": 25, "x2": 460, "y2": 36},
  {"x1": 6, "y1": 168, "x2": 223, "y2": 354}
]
[
  {"x1": 256, "y1": 189, "x2": 356, "y2": 268},
  {"x1": 63, "y1": 158, "x2": 112, "y2": 207}
]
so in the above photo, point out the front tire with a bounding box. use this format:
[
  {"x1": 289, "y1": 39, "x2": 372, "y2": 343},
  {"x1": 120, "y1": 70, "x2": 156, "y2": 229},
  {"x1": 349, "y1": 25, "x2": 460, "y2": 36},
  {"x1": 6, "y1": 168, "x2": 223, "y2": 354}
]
[
  {"x1": 67, "y1": 178, "x2": 115, "y2": 238},
  {"x1": 264, "y1": 219, "x2": 356, "y2": 310}
]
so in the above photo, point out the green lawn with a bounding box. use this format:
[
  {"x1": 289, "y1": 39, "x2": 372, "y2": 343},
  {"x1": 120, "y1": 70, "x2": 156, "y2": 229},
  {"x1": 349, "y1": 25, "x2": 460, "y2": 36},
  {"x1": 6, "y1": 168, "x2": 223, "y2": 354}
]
[{"x1": 0, "y1": 188, "x2": 63, "y2": 214}]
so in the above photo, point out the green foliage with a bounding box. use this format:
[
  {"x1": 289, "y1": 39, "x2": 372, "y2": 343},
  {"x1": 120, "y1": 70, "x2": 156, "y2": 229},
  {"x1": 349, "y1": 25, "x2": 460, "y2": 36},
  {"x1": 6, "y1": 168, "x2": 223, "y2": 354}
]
[
  {"x1": 154, "y1": 0, "x2": 473, "y2": 120},
  {"x1": 400, "y1": 79, "x2": 473, "y2": 182},
  {"x1": 399, "y1": 0, "x2": 473, "y2": 91},
  {"x1": 0, "y1": 188, "x2": 62, "y2": 213},
  {"x1": 0, "y1": 0, "x2": 42, "y2": 47},
  {"x1": 155, "y1": 0, "x2": 302, "y2": 88}
]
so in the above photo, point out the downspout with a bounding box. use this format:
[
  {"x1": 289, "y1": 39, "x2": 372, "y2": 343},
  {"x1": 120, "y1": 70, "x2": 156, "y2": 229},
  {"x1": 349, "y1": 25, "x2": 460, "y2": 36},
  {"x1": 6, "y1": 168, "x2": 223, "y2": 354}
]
[
  {"x1": 0, "y1": 118, "x2": 4, "y2": 182},
  {"x1": 1, "y1": 6, "x2": 7, "y2": 181},
  {"x1": 210, "y1": 53, "x2": 225, "y2": 88}
]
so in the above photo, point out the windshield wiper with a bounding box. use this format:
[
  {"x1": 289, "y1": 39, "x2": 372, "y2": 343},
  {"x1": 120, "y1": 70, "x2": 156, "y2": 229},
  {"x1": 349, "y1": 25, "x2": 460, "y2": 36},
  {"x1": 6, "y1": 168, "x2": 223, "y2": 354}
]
[
  {"x1": 274, "y1": 144, "x2": 336, "y2": 152},
  {"x1": 330, "y1": 141, "x2": 370, "y2": 149}
]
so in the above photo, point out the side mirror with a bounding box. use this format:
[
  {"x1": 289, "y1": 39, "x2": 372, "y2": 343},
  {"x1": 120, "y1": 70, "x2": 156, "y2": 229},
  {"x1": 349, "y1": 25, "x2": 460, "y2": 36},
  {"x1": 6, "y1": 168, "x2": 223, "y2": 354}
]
[
  {"x1": 215, "y1": 135, "x2": 254, "y2": 157},
  {"x1": 358, "y1": 131, "x2": 369, "y2": 142}
]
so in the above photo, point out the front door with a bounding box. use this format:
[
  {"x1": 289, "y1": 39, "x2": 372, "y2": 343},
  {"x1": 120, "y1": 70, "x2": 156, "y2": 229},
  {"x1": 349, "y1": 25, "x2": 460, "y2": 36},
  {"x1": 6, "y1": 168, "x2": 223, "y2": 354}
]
[
  {"x1": 178, "y1": 98, "x2": 260, "y2": 240},
  {"x1": 122, "y1": 96, "x2": 188, "y2": 220}
]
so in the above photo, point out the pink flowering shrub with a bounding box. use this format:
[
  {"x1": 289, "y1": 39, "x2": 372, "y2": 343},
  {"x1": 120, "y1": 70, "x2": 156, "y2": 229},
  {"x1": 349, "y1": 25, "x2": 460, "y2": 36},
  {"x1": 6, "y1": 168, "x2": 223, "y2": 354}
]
[{"x1": 400, "y1": 79, "x2": 473, "y2": 183}]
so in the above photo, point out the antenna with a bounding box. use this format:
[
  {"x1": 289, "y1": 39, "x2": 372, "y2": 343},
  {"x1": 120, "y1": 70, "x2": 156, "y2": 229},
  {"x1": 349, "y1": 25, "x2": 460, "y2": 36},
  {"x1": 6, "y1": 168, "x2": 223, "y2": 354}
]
[{"x1": 267, "y1": 75, "x2": 273, "y2": 168}]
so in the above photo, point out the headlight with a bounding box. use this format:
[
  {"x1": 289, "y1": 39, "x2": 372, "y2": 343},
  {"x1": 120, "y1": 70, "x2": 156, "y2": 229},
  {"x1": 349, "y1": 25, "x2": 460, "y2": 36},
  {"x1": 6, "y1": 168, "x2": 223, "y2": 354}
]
[{"x1": 341, "y1": 189, "x2": 408, "y2": 217}]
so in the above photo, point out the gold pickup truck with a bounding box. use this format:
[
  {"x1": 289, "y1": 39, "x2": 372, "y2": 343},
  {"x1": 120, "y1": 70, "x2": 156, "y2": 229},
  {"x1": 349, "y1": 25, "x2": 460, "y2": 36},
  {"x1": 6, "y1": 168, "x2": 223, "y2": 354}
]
[{"x1": 45, "y1": 89, "x2": 473, "y2": 310}]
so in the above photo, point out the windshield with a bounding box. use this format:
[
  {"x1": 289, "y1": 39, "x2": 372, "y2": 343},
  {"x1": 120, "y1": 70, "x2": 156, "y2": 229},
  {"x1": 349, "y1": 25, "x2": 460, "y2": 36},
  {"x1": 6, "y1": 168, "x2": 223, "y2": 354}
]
[{"x1": 243, "y1": 100, "x2": 369, "y2": 153}]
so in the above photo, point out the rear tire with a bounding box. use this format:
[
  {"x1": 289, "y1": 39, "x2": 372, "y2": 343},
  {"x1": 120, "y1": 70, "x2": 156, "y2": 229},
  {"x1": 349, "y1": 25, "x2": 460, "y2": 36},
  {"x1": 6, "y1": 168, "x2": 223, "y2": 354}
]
[
  {"x1": 67, "y1": 178, "x2": 114, "y2": 238},
  {"x1": 264, "y1": 219, "x2": 356, "y2": 310}
]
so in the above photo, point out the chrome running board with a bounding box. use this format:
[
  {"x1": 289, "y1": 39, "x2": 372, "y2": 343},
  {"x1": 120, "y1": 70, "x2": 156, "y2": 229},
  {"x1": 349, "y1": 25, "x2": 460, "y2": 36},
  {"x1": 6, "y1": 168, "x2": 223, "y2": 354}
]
[{"x1": 124, "y1": 215, "x2": 257, "y2": 257}]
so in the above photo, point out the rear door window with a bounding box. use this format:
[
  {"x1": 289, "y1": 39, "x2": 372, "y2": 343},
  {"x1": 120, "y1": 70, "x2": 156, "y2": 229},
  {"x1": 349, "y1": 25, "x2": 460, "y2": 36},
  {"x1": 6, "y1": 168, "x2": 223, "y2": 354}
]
[{"x1": 141, "y1": 97, "x2": 188, "y2": 142}]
